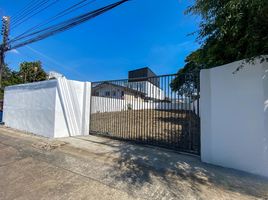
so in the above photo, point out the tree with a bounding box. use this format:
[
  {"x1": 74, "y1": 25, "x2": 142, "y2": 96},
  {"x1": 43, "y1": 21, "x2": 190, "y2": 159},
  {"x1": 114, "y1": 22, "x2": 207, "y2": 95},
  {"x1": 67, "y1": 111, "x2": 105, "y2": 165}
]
[
  {"x1": 2, "y1": 65, "x2": 22, "y2": 86},
  {"x1": 0, "y1": 65, "x2": 23, "y2": 99},
  {"x1": 19, "y1": 61, "x2": 47, "y2": 83},
  {"x1": 0, "y1": 61, "x2": 48, "y2": 100},
  {"x1": 172, "y1": 0, "x2": 268, "y2": 91}
]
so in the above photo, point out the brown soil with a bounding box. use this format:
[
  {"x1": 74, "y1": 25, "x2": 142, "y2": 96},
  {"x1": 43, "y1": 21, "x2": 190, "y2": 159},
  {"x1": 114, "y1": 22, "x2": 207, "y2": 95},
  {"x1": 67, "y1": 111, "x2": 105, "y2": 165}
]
[{"x1": 90, "y1": 109, "x2": 200, "y2": 153}]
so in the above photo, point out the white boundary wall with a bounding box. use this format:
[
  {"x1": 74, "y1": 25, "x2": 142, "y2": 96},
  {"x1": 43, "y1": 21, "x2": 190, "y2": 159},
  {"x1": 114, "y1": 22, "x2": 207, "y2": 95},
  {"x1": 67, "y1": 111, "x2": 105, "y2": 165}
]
[
  {"x1": 3, "y1": 78, "x2": 91, "y2": 138},
  {"x1": 91, "y1": 96, "x2": 197, "y2": 113},
  {"x1": 200, "y1": 57, "x2": 268, "y2": 177}
]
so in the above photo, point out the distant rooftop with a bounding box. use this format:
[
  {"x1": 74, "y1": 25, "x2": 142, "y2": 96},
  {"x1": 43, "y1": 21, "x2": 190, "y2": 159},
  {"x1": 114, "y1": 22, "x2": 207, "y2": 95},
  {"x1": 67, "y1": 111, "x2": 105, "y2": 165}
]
[
  {"x1": 128, "y1": 67, "x2": 159, "y2": 87},
  {"x1": 128, "y1": 67, "x2": 157, "y2": 79}
]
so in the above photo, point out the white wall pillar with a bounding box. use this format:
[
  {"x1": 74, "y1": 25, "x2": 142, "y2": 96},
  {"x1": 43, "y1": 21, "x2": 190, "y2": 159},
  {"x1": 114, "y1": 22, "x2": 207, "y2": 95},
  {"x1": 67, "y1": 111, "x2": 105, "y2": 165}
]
[
  {"x1": 200, "y1": 56, "x2": 268, "y2": 178},
  {"x1": 200, "y1": 69, "x2": 212, "y2": 163}
]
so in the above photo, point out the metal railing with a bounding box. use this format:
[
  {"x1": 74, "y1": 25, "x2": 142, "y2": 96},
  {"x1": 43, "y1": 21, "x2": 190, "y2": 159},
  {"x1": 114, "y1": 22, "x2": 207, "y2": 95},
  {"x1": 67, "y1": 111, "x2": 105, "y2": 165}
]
[{"x1": 89, "y1": 73, "x2": 200, "y2": 155}]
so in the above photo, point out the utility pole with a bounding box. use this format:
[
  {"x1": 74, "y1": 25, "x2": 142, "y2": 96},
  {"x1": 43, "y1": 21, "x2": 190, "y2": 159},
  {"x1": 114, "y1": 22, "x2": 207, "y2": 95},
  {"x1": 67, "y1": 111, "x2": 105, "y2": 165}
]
[{"x1": 0, "y1": 16, "x2": 10, "y2": 89}]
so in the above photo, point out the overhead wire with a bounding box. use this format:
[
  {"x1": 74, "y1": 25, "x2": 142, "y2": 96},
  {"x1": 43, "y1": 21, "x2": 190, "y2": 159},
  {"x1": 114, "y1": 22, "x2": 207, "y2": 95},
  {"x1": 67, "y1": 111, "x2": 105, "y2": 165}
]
[
  {"x1": 10, "y1": 0, "x2": 98, "y2": 43},
  {"x1": 11, "y1": 0, "x2": 60, "y2": 29},
  {"x1": 9, "y1": 0, "x2": 129, "y2": 50},
  {"x1": 11, "y1": 0, "x2": 39, "y2": 22},
  {"x1": 11, "y1": 0, "x2": 52, "y2": 25}
]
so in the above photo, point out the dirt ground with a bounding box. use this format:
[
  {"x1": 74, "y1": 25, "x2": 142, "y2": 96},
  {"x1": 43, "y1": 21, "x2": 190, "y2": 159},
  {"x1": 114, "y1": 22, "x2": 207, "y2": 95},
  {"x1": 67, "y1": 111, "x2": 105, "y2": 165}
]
[
  {"x1": 0, "y1": 126, "x2": 268, "y2": 200},
  {"x1": 90, "y1": 109, "x2": 200, "y2": 153}
]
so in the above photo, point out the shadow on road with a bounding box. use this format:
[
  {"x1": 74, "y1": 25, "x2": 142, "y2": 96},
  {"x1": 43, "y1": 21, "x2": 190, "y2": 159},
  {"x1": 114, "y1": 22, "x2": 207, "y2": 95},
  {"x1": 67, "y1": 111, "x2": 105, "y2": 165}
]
[{"x1": 84, "y1": 136, "x2": 268, "y2": 199}]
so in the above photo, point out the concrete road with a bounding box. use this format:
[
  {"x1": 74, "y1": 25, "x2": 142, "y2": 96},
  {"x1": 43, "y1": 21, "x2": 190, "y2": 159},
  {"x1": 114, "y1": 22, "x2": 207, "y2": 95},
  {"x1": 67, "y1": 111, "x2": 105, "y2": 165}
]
[{"x1": 0, "y1": 127, "x2": 267, "y2": 200}]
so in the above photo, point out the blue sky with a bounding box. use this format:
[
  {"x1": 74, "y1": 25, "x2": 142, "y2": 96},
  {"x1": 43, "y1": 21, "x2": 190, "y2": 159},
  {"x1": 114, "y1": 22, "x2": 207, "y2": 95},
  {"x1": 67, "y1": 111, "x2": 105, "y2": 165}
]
[{"x1": 0, "y1": 0, "x2": 199, "y2": 81}]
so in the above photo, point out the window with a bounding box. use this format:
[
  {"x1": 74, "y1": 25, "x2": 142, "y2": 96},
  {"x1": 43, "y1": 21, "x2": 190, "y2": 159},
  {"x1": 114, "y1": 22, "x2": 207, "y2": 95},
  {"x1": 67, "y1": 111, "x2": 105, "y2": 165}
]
[
  {"x1": 95, "y1": 92, "x2": 99, "y2": 96},
  {"x1": 121, "y1": 91, "x2": 124, "y2": 99},
  {"x1": 112, "y1": 91, "x2": 116, "y2": 97},
  {"x1": 105, "y1": 91, "x2": 110, "y2": 97}
]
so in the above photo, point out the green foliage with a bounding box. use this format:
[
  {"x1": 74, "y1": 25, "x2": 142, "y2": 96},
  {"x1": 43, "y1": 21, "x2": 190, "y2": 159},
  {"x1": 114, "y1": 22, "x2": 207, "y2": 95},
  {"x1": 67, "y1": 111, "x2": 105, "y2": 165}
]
[
  {"x1": 189, "y1": 0, "x2": 268, "y2": 67},
  {"x1": 172, "y1": 0, "x2": 268, "y2": 91},
  {"x1": 19, "y1": 61, "x2": 47, "y2": 83},
  {"x1": 127, "y1": 103, "x2": 133, "y2": 110},
  {"x1": 0, "y1": 65, "x2": 23, "y2": 99},
  {"x1": 2, "y1": 65, "x2": 23, "y2": 87},
  {"x1": 0, "y1": 61, "x2": 47, "y2": 99}
]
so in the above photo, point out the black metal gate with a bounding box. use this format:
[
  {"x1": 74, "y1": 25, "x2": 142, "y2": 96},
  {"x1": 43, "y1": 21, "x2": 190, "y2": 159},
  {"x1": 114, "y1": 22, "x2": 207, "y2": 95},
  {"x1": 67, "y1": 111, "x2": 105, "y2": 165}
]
[{"x1": 89, "y1": 73, "x2": 200, "y2": 155}]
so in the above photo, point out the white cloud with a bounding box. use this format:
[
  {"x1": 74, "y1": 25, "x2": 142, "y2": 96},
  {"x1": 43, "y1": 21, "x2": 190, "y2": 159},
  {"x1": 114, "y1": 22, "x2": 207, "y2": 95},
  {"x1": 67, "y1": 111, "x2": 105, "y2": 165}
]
[{"x1": 9, "y1": 49, "x2": 20, "y2": 54}]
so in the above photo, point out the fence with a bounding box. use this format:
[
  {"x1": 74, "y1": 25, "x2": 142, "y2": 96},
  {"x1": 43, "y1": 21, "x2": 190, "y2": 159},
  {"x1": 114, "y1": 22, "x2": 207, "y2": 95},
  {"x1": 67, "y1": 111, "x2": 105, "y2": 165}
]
[
  {"x1": 89, "y1": 73, "x2": 200, "y2": 154},
  {"x1": 91, "y1": 96, "x2": 198, "y2": 113}
]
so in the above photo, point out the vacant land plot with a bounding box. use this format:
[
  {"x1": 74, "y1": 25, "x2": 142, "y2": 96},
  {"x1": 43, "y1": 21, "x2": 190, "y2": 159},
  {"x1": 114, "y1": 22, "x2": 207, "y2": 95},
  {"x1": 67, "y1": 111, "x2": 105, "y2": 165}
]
[{"x1": 90, "y1": 109, "x2": 200, "y2": 153}]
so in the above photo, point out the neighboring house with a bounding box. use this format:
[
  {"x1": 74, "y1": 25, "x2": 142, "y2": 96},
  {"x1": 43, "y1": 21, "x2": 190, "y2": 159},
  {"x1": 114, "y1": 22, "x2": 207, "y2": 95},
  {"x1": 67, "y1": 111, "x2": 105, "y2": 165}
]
[
  {"x1": 92, "y1": 67, "x2": 165, "y2": 101},
  {"x1": 92, "y1": 82, "x2": 146, "y2": 102},
  {"x1": 128, "y1": 67, "x2": 160, "y2": 87},
  {"x1": 128, "y1": 67, "x2": 165, "y2": 101},
  {"x1": 126, "y1": 81, "x2": 164, "y2": 101}
]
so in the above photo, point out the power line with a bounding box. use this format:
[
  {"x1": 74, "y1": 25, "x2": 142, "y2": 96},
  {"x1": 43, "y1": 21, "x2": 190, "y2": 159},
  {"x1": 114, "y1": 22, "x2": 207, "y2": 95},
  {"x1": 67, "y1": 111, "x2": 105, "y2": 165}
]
[
  {"x1": 11, "y1": 0, "x2": 39, "y2": 21},
  {"x1": 11, "y1": 0, "x2": 98, "y2": 43},
  {"x1": 11, "y1": 0, "x2": 51, "y2": 25},
  {"x1": 10, "y1": 0, "x2": 97, "y2": 43},
  {"x1": 11, "y1": 0, "x2": 52, "y2": 25},
  {"x1": 11, "y1": 0, "x2": 60, "y2": 29},
  {"x1": 9, "y1": 0, "x2": 129, "y2": 50}
]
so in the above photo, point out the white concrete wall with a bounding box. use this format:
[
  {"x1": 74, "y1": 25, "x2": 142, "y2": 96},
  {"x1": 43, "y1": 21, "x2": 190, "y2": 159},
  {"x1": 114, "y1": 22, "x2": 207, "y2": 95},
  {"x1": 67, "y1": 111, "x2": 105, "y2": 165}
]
[
  {"x1": 3, "y1": 80, "x2": 57, "y2": 137},
  {"x1": 91, "y1": 96, "x2": 195, "y2": 113},
  {"x1": 3, "y1": 78, "x2": 91, "y2": 138},
  {"x1": 54, "y1": 78, "x2": 91, "y2": 137},
  {"x1": 200, "y1": 57, "x2": 268, "y2": 177}
]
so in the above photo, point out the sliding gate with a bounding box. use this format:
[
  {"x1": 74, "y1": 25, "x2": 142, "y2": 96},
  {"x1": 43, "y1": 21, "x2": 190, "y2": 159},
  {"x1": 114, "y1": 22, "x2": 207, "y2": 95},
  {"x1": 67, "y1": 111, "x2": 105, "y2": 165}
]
[{"x1": 89, "y1": 73, "x2": 200, "y2": 155}]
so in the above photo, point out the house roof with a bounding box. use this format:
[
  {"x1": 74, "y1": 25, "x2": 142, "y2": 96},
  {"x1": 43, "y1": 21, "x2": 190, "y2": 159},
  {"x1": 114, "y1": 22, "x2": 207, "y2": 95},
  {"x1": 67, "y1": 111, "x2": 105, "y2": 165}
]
[
  {"x1": 128, "y1": 67, "x2": 157, "y2": 78},
  {"x1": 92, "y1": 82, "x2": 146, "y2": 96},
  {"x1": 128, "y1": 67, "x2": 159, "y2": 87}
]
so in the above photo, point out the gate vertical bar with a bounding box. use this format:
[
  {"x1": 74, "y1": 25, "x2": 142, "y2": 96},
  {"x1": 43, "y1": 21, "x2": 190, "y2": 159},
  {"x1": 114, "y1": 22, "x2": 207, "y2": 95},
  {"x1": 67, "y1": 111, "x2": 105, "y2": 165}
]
[{"x1": 89, "y1": 73, "x2": 201, "y2": 155}]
